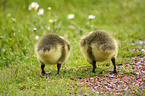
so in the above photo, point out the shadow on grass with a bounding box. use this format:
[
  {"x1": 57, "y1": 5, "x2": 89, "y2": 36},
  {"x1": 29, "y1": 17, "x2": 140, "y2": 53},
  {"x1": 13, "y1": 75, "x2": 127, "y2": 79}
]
[
  {"x1": 42, "y1": 65, "x2": 112, "y2": 80},
  {"x1": 40, "y1": 63, "x2": 137, "y2": 80}
]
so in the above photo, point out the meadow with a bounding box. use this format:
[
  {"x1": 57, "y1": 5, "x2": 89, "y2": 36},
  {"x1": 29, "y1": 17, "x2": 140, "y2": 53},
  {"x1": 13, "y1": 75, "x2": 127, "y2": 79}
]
[{"x1": 0, "y1": 0, "x2": 145, "y2": 95}]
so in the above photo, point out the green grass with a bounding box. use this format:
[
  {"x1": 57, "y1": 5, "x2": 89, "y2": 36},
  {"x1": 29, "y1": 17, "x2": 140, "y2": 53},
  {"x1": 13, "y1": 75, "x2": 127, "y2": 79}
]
[{"x1": 0, "y1": 0, "x2": 145, "y2": 95}]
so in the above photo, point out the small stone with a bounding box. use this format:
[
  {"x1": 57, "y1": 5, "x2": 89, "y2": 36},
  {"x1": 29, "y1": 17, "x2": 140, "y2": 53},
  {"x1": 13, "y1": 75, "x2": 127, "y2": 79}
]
[
  {"x1": 136, "y1": 72, "x2": 140, "y2": 75},
  {"x1": 136, "y1": 61, "x2": 142, "y2": 65},
  {"x1": 115, "y1": 92, "x2": 120, "y2": 95}
]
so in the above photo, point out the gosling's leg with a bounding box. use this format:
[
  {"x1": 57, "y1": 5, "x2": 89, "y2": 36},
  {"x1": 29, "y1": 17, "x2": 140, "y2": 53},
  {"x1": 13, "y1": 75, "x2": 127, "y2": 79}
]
[
  {"x1": 92, "y1": 61, "x2": 96, "y2": 73},
  {"x1": 40, "y1": 62, "x2": 46, "y2": 75},
  {"x1": 40, "y1": 61, "x2": 51, "y2": 76},
  {"x1": 111, "y1": 57, "x2": 117, "y2": 73},
  {"x1": 57, "y1": 63, "x2": 61, "y2": 74}
]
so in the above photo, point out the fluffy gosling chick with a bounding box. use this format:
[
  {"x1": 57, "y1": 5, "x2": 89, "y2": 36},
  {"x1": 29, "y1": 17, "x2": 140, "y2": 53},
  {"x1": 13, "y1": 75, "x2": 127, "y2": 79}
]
[
  {"x1": 80, "y1": 30, "x2": 118, "y2": 73},
  {"x1": 35, "y1": 33, "x2": 71, "y2": 75}
]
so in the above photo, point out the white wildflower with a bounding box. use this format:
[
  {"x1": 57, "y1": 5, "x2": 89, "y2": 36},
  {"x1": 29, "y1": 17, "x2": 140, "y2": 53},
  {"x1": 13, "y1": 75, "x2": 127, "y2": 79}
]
[
  {"x1": 11, "y1": 18, "x2": 16, "y2": 22},
  {"x1": 7, "y1": 13, "x2": 11, "y2": 17},
  {"x1": 54, "y1": 19, "x2": 57, "y2": 22},
  {"x1": 28, "y1": 2, "x2": 39, "y2": 10},
  {"x1": 68, "y1": 14, "x2": 75, "y2": 19},
  {"x1": 91, "y1": 25, "x2": 94, "y2": 28},
  {"x1": 69, "y1": 25, "x2": 75, "y2": 30},
  {"x1": 37, "y1": 8, "x2": 44, "y2": 15},
  {"x1": 35, "y1": 36, "x2": 39, "y2": 40},
  {"x1": 88, "y1": 15, "x2": 95, "y2": 19},
  {"x1": 49, "y1": 19, "x2": 53, "y2": 23},
  {"x1": 14, "y1": 33, "x2": 16, "y2": 36},
  {"x1": 33, "y1": 28, "x2": 37, "y2": 31},
  {"x1": 10, "y1": 52, "x2": 14, "y2": 55},
  {"x1": 48, "y1": 7, "x2": 52, "y2": 10},
  {"x1": 47, "y1": 27, "x2": 50, "y2": 30},
  {"x1": 49, "y1": 19, "x2": 57, "y2": 23},
  {"x1": 2, "y1": 49, "x2": 6, "y2": 52}
]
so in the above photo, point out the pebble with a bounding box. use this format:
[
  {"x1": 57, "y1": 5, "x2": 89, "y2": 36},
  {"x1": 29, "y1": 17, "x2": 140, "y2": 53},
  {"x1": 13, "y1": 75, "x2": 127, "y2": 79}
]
[{"x1": 78, "y1": 56, "x2": 145, "y2": 94}]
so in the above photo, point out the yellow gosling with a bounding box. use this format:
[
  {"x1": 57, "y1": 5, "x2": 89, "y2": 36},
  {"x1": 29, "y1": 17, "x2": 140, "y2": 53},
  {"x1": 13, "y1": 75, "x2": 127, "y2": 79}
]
[
  {"x1": 80, "y1": 30, "x2": 118, "y2": 73},
  {"x1": 35, "y1": 33, "x2": 71, "y2": 75}
]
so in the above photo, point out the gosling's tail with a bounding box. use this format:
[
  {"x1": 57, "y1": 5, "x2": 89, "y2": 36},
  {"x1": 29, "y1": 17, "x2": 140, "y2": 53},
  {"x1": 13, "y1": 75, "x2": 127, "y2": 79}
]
[
  {"x1": 100, "y1": 44, "x2": 116, "y2": 52},
  {"x1": 37, "y1": 45, "x2": 52, "y2": 52}
]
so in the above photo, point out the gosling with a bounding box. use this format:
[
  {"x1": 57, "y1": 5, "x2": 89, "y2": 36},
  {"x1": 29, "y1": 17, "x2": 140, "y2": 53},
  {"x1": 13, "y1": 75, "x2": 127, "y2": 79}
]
[
  {"x1": 35, "y1": 33, "x2": 71, "y2": 75},
  {"x1": 80, "y1": 30, "x2": 118, "y2": 73}
]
